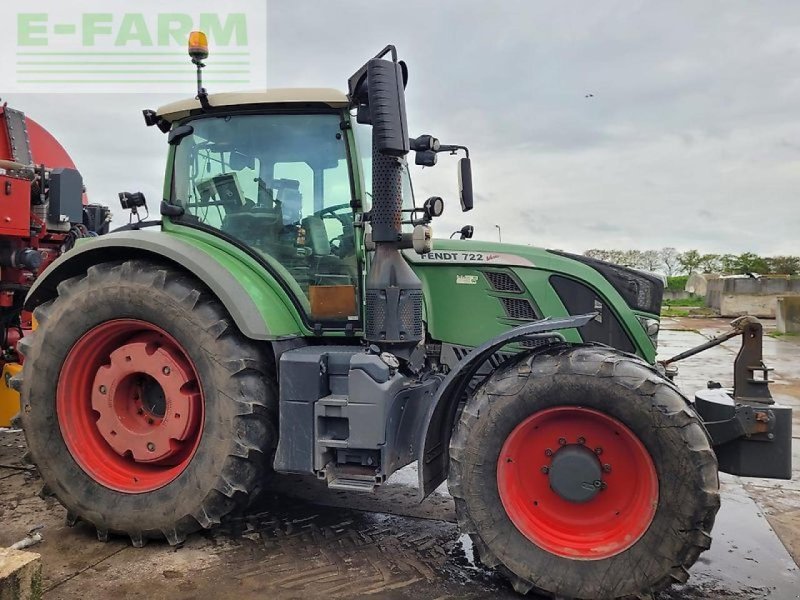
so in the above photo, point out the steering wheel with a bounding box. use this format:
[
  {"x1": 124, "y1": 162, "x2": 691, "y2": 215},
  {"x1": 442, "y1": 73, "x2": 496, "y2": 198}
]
[
  {"x1": 314, "y1": 203, "x2": 351, "y2": 219},
  {"x1": 313, "y1": 203, "x2": 354, "y2": 257}
]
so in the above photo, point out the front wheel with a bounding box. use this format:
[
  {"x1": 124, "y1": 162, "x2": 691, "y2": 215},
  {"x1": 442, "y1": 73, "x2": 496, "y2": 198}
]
[
  {"x1": 448, "y1": 345, "x2": 720, "y2": 599},
  {"x1": 19, "y1": 260, "x2": 277, "y2": 546}
]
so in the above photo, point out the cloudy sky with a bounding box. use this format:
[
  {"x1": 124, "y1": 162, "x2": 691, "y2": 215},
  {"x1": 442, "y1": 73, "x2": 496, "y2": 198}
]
[{"x1": 8, "y1": 1, "x2": 800, "y2": 255}]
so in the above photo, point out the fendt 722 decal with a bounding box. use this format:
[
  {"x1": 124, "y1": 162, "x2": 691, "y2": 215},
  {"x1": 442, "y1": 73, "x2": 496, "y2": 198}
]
[{"x1": 402, "y1": 249, "x2": 534, "y2": 267}]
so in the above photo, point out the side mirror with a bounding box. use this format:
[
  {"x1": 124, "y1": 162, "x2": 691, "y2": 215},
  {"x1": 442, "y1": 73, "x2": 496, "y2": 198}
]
[
  {"x1": 459, "y1": 225, "x2": 474, "y2": 240},
  {"x1": 458, "y1": 157, "x2": 474, "y2": 212}
]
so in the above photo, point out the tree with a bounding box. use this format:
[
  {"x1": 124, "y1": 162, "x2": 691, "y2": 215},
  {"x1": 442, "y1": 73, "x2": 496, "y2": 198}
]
[
  {"x1": 677, "y1": 249, "x2": 702, "y2": 275},
  {"x1": 735, "y1": 252, "x2": 770, "y2": 274},
  {"x1": 620, "y1": 250, "x2": 645, "y2": 269},
  {"x1": 584, "y1": 249, "x2": 609, "y2": 262},
  {"x1": 660, "y1": 247, "x2": 680, "y2": 277},
  {"x1": 583, "y1": 248, "x2": 797, "y2": 276},
  {"x1": 767, "y1": 256, "x2": 800, "y2": 275},
  {"x1": 640, "y1": 250, "x2": 661, "y2": 272},
  {"x1": 584, "y1": 249, "x2": 626, "y2": 265},
  {"x1": 699, "y1": 253, "x2": 721, "y2": 273},
  {"x1": 719, "y1": 254, "x2": 738, "y2": 274}
]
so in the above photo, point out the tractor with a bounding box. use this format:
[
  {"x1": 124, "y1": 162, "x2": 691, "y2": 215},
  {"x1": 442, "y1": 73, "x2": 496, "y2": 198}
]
[{"x1": 16, "y1": 34, "x2": 792, "y2": 599}]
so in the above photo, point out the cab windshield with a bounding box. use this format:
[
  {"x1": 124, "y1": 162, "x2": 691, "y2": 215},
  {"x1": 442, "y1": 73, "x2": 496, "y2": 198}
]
[{"x1": 172, "y1": 112, "x2": 358, "y2": 323}]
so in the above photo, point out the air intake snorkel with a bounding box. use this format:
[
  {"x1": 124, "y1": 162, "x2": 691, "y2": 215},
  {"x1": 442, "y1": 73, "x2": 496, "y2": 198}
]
[{"x1": 349, "y1": 46, "x2": 423, "y2": 358}]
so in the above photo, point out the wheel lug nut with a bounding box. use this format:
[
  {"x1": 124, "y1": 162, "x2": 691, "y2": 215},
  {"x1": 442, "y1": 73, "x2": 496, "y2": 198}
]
[
  {"x1": 137, "y1": 408, "x2": 144, "y2": 415},
  {"x1": 98, "y1": 385, "x2": 107, "y2": 395},
  {"x1": 147, "y1": 442, "x2": 155, "y2": 452},
  {"x1": 544, "y1": 448, "x2": 553, "y2": 457},
  {"x1": 600, "y1": 481, "x2": 607, "y2": 490},
  {"x1": 162, "y1": 366, "x2": 171, "y2": 375},
  {"x1": 541, "y1": 466, "x2": 549, "y2": 474},
  {"x1": 603, "y1": 464, "x2": 612, "y2": 473},
  {"x1": 577, "y1": 437, "x2": 586, "y2": 445},
  {"x1": 147, "y1": 418, "x2": 154, "y2": 425},
  {"x1": 594, "y1": 447, "x2": 603, "y2": 455},
  {"x1": 557, "y1": 438, "x2": 567, "y2": 446}
]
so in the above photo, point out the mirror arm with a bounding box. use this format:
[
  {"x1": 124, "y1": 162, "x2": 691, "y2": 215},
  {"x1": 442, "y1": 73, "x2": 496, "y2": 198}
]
[{"x1": 437, "y1": 144, "x2": 470, "y2": 158}]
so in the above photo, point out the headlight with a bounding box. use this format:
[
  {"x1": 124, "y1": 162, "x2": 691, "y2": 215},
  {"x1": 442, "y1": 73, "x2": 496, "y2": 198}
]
[{"x1": 636, "y1": 315, "x2": 660, "y2": 348}]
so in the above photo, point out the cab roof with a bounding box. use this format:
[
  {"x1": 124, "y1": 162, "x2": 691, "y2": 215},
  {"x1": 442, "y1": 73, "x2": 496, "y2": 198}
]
[{"x1": 156, "y1": 88, "x2": 350, "y2": 122}]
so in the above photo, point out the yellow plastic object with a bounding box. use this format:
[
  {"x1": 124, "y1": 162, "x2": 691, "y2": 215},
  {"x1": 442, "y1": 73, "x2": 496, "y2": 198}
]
[
  {"x1": 0, "y1": 363, "x2": 22, "y2": 427},
  {"x1": 188, "y1": 31, "x2": 209, "y2": 60}
]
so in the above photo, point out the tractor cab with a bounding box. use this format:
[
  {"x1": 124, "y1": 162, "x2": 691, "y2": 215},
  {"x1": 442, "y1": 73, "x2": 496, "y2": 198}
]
[
  {"x1": 158, "y1": 92, "x2": 366, "y2": 323},
  {"x1": 155, "y1": 91, "x2": 419, "y2": 326}
]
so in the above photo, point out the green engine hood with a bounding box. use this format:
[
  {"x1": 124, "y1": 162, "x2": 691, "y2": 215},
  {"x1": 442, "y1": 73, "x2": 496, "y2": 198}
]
[{"x1": 402, "y1": 238, "x2": 660, "y2": 363}]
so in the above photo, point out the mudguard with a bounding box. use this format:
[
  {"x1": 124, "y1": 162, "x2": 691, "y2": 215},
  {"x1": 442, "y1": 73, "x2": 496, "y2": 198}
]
[
  {"x1": 25, "y1": 230, "x2": 306, "y2": 341},
  {"x1": 417, "y1": 313, "x2": 596, "y2": 498}
]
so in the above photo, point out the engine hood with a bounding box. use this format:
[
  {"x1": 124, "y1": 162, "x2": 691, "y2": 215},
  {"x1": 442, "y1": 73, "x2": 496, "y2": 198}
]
[
  {"x1": 401, "y1": 238, "x2": 661, "y2": 364},
  {"x1": 403, "y1": 237, "x2": 664, "y2": 317},
  {"x1": 402, "y1": 239, "x2": 574, "y2": 271}
]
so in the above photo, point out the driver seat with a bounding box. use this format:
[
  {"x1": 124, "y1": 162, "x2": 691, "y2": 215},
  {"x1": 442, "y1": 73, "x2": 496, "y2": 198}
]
[{"x1": 302, "y1": 215, "x2": 355, "y2": 284}]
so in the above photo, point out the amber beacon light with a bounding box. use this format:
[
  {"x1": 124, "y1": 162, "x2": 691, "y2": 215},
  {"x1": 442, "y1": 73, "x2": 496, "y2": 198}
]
[{"x1": 188, "y1": 31, "x2": 209, "y2": 62}]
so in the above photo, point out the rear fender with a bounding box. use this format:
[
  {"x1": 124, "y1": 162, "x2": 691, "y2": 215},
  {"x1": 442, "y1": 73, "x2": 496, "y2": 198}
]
[
  {"x1": 24, "y1": 231, "x2": 307, "y2": 340},
  {"x1": 417, "y1": 313, "x2": 596, "y2": 498}
]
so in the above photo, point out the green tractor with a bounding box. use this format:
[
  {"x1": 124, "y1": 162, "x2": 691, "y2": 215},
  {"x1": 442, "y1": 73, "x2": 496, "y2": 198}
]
[{"x1": 16, "y1": 37, "x2": 792, "y2": 599}]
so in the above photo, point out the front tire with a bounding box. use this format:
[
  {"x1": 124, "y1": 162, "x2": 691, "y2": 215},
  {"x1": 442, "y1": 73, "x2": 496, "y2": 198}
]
[
  {"x1": 19, "y1": 260, "x2": 276, "y2": 546},
  {"x1": 448, "y1": 345, "x2": 720, "y2": 599}
]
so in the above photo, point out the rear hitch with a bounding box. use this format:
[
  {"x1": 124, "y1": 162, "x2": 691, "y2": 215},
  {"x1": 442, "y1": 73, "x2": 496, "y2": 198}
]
[{"x1": 662, "y1": 316, "x2": 792, "y2": 480}]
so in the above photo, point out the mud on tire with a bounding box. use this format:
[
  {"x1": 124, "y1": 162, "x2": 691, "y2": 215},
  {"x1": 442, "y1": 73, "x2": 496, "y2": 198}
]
[
  {"x1": 19, "y1": 260, "x2": 277, "y2": 546},
  {"x1": 448, "y1": 344, "x2": 720, "y2": 599}
]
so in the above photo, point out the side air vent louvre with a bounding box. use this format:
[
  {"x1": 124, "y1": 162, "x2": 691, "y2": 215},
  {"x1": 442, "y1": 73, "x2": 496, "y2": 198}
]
[
  {"x1": 519, "y1": 336, "x2": 561, "y2": 349},
  {"x1": 484, "y1": 271, "x2": 523, "y2": 293},
  {"x1": 499, "y1": 297, "x2": 539, "y2": 320}
]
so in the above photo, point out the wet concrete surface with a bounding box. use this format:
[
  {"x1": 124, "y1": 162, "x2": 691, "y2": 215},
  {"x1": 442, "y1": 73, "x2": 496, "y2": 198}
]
[{"x1": 1, "y1": 317, "x2": 798, "y2": 599}]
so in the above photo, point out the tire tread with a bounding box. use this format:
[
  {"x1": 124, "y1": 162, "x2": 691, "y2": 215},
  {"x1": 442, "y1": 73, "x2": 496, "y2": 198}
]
[
  {"x1": 20, "y1": 259, "x2": 277, "y2": 545},
  {"x1": 449, "y1": 344, "x2": 720, "y2": 599}
]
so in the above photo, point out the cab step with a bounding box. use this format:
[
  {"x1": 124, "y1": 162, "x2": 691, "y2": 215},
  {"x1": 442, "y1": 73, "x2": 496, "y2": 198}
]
[{"x1": 323, "y1": 464, "x2": 380, "y2": 493}]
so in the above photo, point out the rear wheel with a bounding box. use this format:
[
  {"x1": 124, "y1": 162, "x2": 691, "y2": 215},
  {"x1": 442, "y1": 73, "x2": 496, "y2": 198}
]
[
  {"x1": 19, "y1": 260, "x2": 276, "y2": 545},
  {"x1": 449, "y1": 345, "x2": 720, "y2": 599}
]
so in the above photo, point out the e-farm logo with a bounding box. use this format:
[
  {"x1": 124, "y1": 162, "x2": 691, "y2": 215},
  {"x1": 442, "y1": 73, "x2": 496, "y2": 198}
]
[{"x1": 2, "y1": 1, "x2": 267, "y2": 93}]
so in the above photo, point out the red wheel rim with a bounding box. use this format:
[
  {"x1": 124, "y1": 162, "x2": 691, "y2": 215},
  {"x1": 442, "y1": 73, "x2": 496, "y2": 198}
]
[
  {"x1": 497, "y1": 407, "x2": 658, "y2": 560},
  {"x1": 57, "y1": 320, "x2": 204, "y2": 493}
]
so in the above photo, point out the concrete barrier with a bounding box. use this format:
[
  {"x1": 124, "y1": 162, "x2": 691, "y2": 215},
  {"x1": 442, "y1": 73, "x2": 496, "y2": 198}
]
[
  {"x1": 0, "y1": 548, "x2": 42, "y2": 600},
  {"x1": 663, "y1": 290, "x2": 691, "y2": 301},
  {"x1": 686, "y1": 272, "x2": 719, "y2": 297},
  {"x1": 706, "y1": 277, "x2": 800, "y2": 318},
  {"x1": 777, "y1": 296, "x2": 800, "y2": 334}
]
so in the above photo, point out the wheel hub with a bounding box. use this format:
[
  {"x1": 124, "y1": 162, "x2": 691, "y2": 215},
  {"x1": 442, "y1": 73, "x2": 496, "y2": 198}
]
[
  {"x1": 57, "y1": 319, "x2": 204, "y2": 493},
  {"x1": 91, "y1": 335, "x2": 200, "y2": 463},
  {"x1": 497, "y1": 406, "x2": 659, "y2": 560},
  {"x1": 547, "y1": 445, "x2": 604, "y2": 503}
]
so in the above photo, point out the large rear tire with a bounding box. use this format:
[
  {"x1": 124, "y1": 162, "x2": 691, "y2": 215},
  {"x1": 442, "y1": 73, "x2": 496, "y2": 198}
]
[
  {"x1": 449, "y1": 345, "x2": 720, "y2": 599},
  {"x1": 19, "y1": 260, "x2": 276, "y2": 546}
]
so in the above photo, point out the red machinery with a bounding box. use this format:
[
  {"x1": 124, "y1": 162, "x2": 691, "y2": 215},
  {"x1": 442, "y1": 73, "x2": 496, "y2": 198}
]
[{"x1": 0, "y1": 101, "x2": 109, "y2": 362}]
